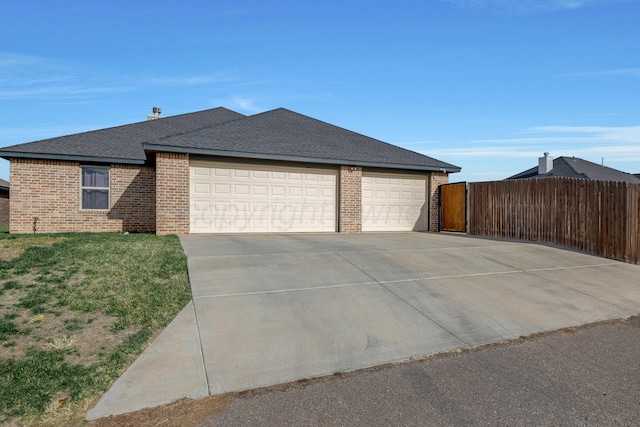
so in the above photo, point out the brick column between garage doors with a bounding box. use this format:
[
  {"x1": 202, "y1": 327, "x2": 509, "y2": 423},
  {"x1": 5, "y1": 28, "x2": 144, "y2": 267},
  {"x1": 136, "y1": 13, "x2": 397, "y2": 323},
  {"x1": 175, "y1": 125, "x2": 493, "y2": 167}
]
[
  {"x1": 156, "y1": 152, "x2": 190, "y2": 235},
  {"x1": 339, "y1": 165, "x2": 362, "y2": 233}
]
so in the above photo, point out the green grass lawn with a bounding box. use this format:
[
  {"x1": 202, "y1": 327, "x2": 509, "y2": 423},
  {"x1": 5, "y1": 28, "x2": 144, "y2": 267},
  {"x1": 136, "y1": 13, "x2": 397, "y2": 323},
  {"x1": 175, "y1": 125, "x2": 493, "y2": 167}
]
[{"x1": 0, "y1": 232, "x2": 192, "y2": 425}]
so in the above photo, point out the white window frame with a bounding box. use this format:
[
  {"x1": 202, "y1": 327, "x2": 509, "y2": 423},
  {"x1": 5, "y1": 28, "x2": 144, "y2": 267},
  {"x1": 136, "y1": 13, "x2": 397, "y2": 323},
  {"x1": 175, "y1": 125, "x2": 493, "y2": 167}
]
[{"x1": 80, "y1": 166, "x2": 110, "y2": 210}]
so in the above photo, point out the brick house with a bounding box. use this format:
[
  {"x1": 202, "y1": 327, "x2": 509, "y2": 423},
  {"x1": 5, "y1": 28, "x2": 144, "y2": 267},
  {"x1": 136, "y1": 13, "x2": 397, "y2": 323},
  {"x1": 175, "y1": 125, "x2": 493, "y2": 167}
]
[{"x1": 0, "y1": 107, "x2": 460, "y2": 235}]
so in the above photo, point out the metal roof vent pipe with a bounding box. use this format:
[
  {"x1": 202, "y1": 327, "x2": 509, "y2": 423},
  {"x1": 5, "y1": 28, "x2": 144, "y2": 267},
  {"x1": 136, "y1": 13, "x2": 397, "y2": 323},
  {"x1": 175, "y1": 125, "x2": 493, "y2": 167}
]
[{"x1": 538, "y1": 152, "x2": 553, "y2": 175}]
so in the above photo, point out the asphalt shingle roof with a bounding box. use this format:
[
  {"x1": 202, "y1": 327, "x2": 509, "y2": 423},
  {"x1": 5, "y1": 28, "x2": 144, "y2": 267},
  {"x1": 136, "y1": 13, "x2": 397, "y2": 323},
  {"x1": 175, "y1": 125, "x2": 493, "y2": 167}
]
[
  {"x1": 149, "y1": 108, "x2": 460, "y2": 172},
  {"x1": 507, "y1": 156, "x2": 640, "y2": 184},
  {"x1": 0, "y1": 107, "x2": 460, "y2": 172},
  {"x1": 0, "y1": 108, "x2": 245, "y2": 163}
]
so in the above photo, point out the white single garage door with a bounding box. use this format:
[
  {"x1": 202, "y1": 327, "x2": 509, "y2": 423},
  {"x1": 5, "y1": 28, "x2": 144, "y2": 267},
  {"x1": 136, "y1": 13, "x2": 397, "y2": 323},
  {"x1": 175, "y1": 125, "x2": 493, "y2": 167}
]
[
  {"x1": 362, "y1": 173, "x2": 427, "y2": 231},
  {"x1": 190, "y1": 161, "x2": 337, "y2": 233}
]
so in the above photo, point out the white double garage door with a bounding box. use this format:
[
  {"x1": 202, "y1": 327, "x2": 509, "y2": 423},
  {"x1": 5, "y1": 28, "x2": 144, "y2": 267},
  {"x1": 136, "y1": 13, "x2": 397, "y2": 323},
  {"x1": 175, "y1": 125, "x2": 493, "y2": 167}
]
[{"x1": 190, "y1": 161, "x2": 427, "y2": 233}]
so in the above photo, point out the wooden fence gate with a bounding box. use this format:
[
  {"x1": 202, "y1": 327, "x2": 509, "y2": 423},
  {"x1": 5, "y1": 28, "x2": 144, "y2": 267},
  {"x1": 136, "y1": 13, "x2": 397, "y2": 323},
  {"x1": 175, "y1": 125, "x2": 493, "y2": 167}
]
[{"x1": 440, "y1": 182, "x2": 467, "y2": 232}]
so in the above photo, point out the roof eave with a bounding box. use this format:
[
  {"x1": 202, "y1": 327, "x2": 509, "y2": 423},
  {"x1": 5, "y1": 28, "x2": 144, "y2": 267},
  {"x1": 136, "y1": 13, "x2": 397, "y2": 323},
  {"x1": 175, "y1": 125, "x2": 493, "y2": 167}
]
[
  {"x1": 143, "y1": 144, "x2": 461, "y2": 173},
  {"x1": 0, "y1": 151, "x2": 145, "y2": 165}
]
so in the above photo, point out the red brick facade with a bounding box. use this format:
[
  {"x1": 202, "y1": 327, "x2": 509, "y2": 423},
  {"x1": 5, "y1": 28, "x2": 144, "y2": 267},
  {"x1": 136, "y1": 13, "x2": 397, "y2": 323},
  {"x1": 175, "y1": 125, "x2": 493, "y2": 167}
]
[
  {"x1": 8, "y1": 155, "x2": 449, "y2": 235},
  {"x1": 339, "y1": 166, "x2": 362, "y2": 233},
  {"x1": 155, "y1": 152, "x2": 190, "y2": 236},
  {"x1": 9, "y1": 159, "x2": 155, "y2": 234},
  {"x1": 429, "y1": 172, "x2": 449, "y2": 232}
]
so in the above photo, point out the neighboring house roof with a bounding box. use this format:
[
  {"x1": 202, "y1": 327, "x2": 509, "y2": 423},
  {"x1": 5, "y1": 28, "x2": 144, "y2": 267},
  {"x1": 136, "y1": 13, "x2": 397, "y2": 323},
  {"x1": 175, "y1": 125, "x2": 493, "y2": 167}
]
[
  {"x1": 0, "y1": 178, "x2": 9, "y2": 190},
  {"x1": 0, "y1": 107, "x2": 460, "y2": 173},
  {"x1": 507, "y1": 156, "x2": 640, "y2": 184},
  {"x1": 0, "y1": 107, "x2": 245, "y2": 164}
]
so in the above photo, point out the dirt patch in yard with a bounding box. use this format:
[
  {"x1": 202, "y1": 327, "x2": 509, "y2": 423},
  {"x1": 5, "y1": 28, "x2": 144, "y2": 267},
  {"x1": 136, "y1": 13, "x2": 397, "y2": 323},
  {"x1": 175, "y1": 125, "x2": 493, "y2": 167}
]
[
  {"x1": 0, "y1": 273, "x2": 136, "y2": 362},
  {"x1": 91, "y1": 395, "x2": 234, "y2": 427},
  {"x1": 0, "y1": 236, "x2": 68, "y2": 261}
]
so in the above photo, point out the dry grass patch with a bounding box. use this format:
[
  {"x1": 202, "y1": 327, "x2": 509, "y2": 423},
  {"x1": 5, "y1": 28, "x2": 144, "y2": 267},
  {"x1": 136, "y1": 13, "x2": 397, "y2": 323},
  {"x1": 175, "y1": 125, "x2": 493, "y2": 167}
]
[{"x1": 0, "y1": 236, "x2": 69, "y2": 261}]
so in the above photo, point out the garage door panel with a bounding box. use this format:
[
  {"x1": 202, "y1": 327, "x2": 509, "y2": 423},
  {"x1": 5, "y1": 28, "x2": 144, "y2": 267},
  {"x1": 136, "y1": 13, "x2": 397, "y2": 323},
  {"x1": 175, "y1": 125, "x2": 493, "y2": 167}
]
[
  {"x1": 362, "y1": 173, "x2": 426, "y2": 232},
  {"x1": 233, "y1": 184, "x2": 250, "y2": 196},
  {"x1": 191, "y1": 162, "x2": 336, "y2": 233},
  {"x1": 192, "y1": 200, "x2": 211, "y2": 213},
  {"x1": 193, "y1": 167, "x2": 211, "y2": 177},
  {"x1": 271, "y1": 186, "x2": 286, "y2": 196},
  {"x1": 192, "y1": 183, "x2": 211, "y2": 195},
  {"x1": 322, "y1": 188, "x2": 335, "y2": 198},
  {"x1": 192, "y1": 218, "x2": 211, "y2": 231},
  {"x1": 253, "y1": 185, "x2": 268, "y2": 196},
  {"x1": 288, "y1": 186, "x2": 303, "y2": 197},
  {"x1": 214, "y1": 184, "x2": 231, "y2": 195}
]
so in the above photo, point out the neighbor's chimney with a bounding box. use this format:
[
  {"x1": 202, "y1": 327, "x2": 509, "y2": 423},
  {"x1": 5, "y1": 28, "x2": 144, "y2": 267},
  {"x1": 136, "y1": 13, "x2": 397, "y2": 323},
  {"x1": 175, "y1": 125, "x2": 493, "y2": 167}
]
[
  {"x1": 538, "y1": 152, "x2": 553, "y2": 175},
  {"x1": 147, "y1": 106, "x2": 162, "y2": 120}
]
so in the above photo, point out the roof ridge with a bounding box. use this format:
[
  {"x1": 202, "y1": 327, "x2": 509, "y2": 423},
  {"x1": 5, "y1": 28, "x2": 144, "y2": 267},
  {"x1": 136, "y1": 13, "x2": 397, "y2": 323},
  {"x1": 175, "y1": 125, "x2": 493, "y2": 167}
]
[
  {"x1": 556, "y1": 157, "x2": 580, "y2": 176},
  {"x1": 250, "y1": 108, "x2": 455, "y2": 167},
  {"x1": 150, "y1": 110, "x2": 249, "y2": 144}
]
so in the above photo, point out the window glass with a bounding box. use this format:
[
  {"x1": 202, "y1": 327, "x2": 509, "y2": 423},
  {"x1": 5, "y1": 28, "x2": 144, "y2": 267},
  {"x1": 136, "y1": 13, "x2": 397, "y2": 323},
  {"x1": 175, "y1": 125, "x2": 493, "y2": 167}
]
[
  {"x1": 81, "y1": 166, "x2": 109, "y2": 210},
  {"x1": 82, "y1": 189, "x2": 109, "y2": 210},
  {"x1": 82, "y1": 167, "x2": 109, "y2": 187}
]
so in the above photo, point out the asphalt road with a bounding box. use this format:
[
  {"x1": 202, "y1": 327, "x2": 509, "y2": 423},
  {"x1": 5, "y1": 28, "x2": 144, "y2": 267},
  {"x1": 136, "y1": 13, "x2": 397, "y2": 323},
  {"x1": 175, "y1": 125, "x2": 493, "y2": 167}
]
[{"x1": 201, "y1": 316, "x2": 640, "y2": 427}]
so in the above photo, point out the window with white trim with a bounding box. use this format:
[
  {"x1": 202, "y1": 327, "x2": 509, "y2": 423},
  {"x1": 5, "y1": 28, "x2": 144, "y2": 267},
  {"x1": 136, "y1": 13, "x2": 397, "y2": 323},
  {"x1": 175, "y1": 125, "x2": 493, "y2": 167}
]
[{"x1": 81, "y1": 166, "x2": 110, "y2": 210}]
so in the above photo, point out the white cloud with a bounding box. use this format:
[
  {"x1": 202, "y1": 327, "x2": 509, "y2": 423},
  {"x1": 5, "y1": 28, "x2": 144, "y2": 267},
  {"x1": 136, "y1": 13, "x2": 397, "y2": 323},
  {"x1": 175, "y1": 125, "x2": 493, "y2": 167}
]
[
  {"x1": 0, "y1": 52, "x2": 245, "y2": 100},
  {"x1": 415, "y1": 125, "x2": 640, "y2": 162},
  {"x1": 212, "y1": 96, "x2": 263, "y2": 114},
  {"x1": 0, "y1": 53, "x2": 134, "y2": 100},
  {"x1": 0, "y1": 84, "x2": 132, "y2": 99},
  {"x1": 147, "y1": 73, "x2": 237, "y2": 86},
  {"x1": 0, "y1": 53, "x2": 42, "y2": 69},
  {"x1": 565, "y1": 68, "x2": 640, "y2": 78},
  {"x1": 0, "y1": 125, "x2": 98, "y2": 146},
  {"x1": 442, "y1": 0, "x2": 635, "y2": 13}
]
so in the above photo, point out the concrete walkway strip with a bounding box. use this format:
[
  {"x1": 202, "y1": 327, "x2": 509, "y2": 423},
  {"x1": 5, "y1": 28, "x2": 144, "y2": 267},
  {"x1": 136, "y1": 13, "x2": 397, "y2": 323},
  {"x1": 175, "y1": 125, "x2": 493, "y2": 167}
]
[
  {"x1": 86, "y1": 233, "x2": 640, "y2": 420},
  {"x1": 86, "y1": 302, "x2": 209, "y2": 420}
]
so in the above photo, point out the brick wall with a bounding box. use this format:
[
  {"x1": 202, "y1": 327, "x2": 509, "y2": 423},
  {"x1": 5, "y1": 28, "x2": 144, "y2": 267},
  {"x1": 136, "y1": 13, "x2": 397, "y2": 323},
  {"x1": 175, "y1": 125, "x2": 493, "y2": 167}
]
[
  {"x1": 339, "y1": 165, "x2": 362, "y2": 233},
  {"x1": 429, "y1": 171, "x2": 449, "y2": 232},
  {"x1": 156, "y1": 152, "x2": 190, "y2": 235},
  {"x1": 9, "y1": 159, "x2": 155, "y2": 234}
]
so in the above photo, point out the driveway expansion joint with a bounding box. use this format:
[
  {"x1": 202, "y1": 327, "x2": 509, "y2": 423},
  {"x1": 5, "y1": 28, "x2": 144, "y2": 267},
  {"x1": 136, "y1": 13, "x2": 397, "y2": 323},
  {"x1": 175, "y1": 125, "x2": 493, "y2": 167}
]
[
  {"x1": 334, "y1": 252, "x2": 472, "y2": 347},
  {"x1": 189, "y1": 298, "x2": 212, "y2": 396}
]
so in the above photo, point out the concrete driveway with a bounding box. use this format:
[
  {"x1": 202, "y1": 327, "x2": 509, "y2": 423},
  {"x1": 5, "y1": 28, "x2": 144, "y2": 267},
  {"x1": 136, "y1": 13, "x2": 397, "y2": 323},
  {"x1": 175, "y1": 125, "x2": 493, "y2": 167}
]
[{"x1": 87, "y1": 232, "x2": 640, "y2": 419}]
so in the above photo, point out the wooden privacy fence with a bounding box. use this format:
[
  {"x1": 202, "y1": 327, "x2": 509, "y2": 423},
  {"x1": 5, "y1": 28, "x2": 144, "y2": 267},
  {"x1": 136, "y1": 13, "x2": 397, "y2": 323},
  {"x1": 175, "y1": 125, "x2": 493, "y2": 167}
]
[{"x1": 468, "y1": 178, "x2": 640, "y2": 265}]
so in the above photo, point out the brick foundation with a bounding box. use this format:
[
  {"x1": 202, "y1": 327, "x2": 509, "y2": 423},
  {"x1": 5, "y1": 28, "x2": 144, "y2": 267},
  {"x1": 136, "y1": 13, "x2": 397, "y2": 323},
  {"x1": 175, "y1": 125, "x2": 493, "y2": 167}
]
[
  {"x1": 429, "y1": 172, "x2": 449, "y2": 232},
  {"x1": 9, "y1": 159, "x2": 155, "y2": 234},
  {"x1": 156, "y1": 152, "x2": 190, "y2": 235}
]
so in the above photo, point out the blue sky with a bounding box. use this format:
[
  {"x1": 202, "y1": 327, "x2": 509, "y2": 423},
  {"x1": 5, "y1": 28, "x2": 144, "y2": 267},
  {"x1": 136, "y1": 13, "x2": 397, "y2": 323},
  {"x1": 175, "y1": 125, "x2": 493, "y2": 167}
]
[{"x1": 1, "y1": 0, "x2": 639, "y2": 182}]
